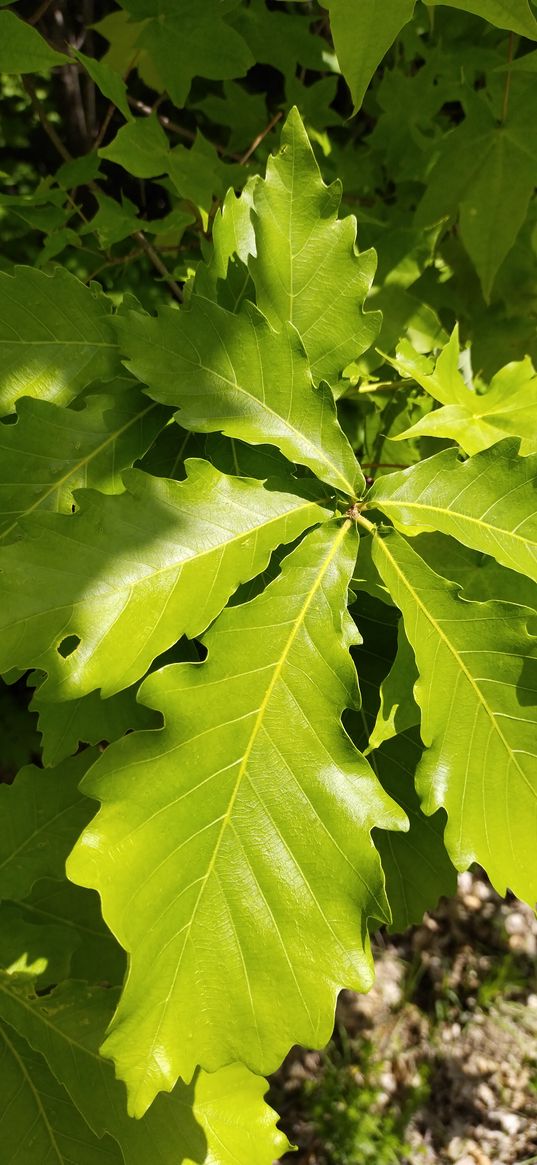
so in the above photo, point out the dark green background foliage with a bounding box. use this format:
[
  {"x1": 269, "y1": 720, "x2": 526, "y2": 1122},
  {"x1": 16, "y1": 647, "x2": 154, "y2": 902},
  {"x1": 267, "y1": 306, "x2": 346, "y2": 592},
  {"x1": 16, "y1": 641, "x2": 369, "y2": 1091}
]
[{"x1": 0, "y1": 2, "x2": 536, "y2": 1162}]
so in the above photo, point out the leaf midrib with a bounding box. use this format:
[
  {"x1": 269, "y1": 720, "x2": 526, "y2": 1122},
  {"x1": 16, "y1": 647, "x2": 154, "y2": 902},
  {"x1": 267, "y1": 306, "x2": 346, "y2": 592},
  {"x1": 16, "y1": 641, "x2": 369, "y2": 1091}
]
[
  {"x1": 0, "y1": 1023, "x2": 65, "y2": 1164},
  {"x1": 139, "y1": 305, "x2": 356, "y2": 497},
  {"x1": 0, "y1": 340, "x2": 116, "y2": 348},
  {"x1": 6, "y1": 497, "x2": 323, "y2": 634},
  {"x1": 0, "y1": 796, "x2": 84, "y2": 879},
  {"x1": 137, "y1": 518, "x2": 352, "y2": 1095},
  {"x1": 0, "y1": 402, "x2": 158, "y2": 542},
  {"x1": 375, "y1": 497, "x2": 534, "y2": 549}
]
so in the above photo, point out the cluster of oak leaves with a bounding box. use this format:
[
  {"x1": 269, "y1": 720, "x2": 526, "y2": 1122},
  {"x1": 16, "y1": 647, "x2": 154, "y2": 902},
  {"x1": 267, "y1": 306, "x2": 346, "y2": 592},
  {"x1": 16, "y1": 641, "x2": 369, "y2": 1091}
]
[{"x1": 0, "y1": 86, "x2": 536, "y2": 1165}]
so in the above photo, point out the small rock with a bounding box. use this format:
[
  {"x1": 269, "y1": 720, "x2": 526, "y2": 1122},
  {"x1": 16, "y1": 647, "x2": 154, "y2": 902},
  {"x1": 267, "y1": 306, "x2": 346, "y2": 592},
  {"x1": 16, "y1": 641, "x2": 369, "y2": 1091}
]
[
  {"x1": 497, "y1": 1111, "x2": 521, "y2": 1135},
  {"x1": 504, "y1": 911, "x2": 526, "y2": 935},
  {"x1": 476, "y1": 1082, "x2": 495, "y2": 1108},
  {"x1": 382, "y1": 1070, "x2": 399, "y2": 1093}
]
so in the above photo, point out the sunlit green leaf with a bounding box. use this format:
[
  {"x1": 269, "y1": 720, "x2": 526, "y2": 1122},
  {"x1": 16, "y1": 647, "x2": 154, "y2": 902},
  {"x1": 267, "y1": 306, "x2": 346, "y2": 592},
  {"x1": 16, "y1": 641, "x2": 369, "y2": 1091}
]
[
  {"x1": 68, "y1": 521, "x2": 405, "y2": 1114},
  {"x1": 392, "y1": 341, "x2": 537, "y2": 454},
  {"x1": 250, "y1": 107, "x2": 380, "y2": 390},
  {"x1": 0, "y1": 383, "x2": 166, "y2": 544},
  {"x1": 118, "y1": 297, "x2": 361, "y2": 495},
  {"x1": 370, "y1": 527, "x2": 537, "y2": 903},
  {"x1": 0, "y1": 462, "x2": 328, "y2": 698},
  {"x1": 369, "y1": 440, "x2": 537, "y2": 583}
]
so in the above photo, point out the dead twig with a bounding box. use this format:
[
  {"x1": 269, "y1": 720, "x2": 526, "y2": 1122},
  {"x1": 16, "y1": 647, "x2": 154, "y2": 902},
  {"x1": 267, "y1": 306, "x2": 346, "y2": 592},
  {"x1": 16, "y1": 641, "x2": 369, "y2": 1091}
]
[{"x1": 239, "y1": 110, "x2": 282, "y2": 164}]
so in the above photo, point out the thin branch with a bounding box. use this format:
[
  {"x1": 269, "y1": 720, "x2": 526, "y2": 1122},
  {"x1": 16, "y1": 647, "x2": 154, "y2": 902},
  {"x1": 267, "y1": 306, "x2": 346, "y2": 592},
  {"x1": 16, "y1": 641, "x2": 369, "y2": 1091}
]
[
  {"x1": 127, "y1": 95, "x2": 242, "y2": 160},
  {"x1": 127, "y1": 96, "x2": 198, "y2": 147},
  {"x1": 133, "y1": 231, "x2": 183, "y2": 302},
  {"x1": 28, "y1": 0, "x2": 55, "y2": 25},
  {"x1": 92, "y1": 101, "x2": 116, "y2": 151},
  {"x1": 353, "y1": 510, "x2": 376, "y2": 534},
  {"x1": 22, "y1": 73, "x2": 183, "y2": 302},
  {"x1": 239, "y1": 111, "x2": 283, "y2": 165},
  {"x1": 89, "y1": 53, "x2": 138, "y2": 149},
  {"x1": 83, "y1": 248, "x2": 144, "y2": 284},
  {"x1": 361, "y1": 462, "x2": 409, "y2": 470},
  {"x1": 22, "y1": 76, "x2": 71, "y2": 162},
  {"x1": 357, "y1": 377, "x2": 417, "y2": 394}
]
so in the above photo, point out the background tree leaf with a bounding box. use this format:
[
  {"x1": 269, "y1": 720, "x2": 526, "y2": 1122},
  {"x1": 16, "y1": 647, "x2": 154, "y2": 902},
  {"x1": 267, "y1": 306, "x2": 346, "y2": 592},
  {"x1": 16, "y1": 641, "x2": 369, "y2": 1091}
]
[
  {"x1": 425, "y1": 0, "x2": 537, "y2": 38},
  {"x1": 99, "y1": 113, "x2": 169, "y2": 179},
  {"x1": 0, "y1": 751, "x2": 97, "y2": 901},
  {"x1": 0, "y1": 978, "x2": 288, "y2": 1165},
  {"x1": 319, "y1": 0, "x2": 416, "y2": 111},
  {"x1": 368, "y1": 622, "x2": 420, "y2": 752},
  {"x1": 415, "y1": 82, "x2": 537, "y2": 300},
  {"x1": 73, "y1": 49, "x2": 133, "y2": 123},
  {"x1": 0, "y1": 904, "x2": 80, "y2": 988},
  {"x1": 131, "y1": 0, "x2": 254, "y2": 107},
  {"x1": 16, "y1": 878, "x2": 126, "y2": 986},
  {"x1": 0, "y1": 268, "x2": 119, "y2": 417},
  {"x1": 0, "y1": 1025, "x2": 122, "y2": 1165},
  {"x1": 30, "y1": 679, "x2": 159, "y2": 768},
  {"x1": 372, "y1": 729, "x2": 457, "y2": 931},
  {"x1": 0, "y1": 12, "x2": 68, "y2": 73}
]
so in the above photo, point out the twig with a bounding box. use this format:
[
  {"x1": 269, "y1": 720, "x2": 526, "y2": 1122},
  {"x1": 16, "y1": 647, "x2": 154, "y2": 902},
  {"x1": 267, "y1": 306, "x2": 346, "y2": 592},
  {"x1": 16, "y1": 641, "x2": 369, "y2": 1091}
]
[
  {"x1": 83, "y1": 248, "x2": 144, "y2": 284},
  {"x1": 22, "y1": 76, "x2": 71, "y2": 162},
  {"x1": 239, "y1": 111, "x2": 282, "y2": 164},
  {"x1": 92, "y1": 101, "x2": 116, "y2": 151},
  {"x1": 357, "y1": 377, "x2": 417, "y2": 393},
  {"x1": 90, "y1": 53, "x2": 138, "y2": 149},
  {"x1": 127, "y1": 96, "x2": 198, "y2": 147},
  {"x1": 361, "y1": 462, "x2": 409, "y2": 470},
  {"x1": 133, "y1": 231, "x2": 183, "y2": 301},
  {"x1": 22, "y1": 74, "x2": 183, "y2": 301},
  {"x1": 28, "y1": 0, "x2": 55, "y2": 25},
  {"x1": 127, "y1": 95, "x2": 281, "y2": 167},
  {"x1": 126, "y1": 95, "x2": 246, "y2": 161}
]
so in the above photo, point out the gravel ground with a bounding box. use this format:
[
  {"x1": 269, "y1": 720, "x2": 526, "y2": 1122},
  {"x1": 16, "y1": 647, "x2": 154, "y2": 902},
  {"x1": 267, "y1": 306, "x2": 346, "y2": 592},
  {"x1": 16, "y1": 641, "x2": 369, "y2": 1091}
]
[{"x1": 271, "y1": 873, "x2": 537, "y2": 1165}]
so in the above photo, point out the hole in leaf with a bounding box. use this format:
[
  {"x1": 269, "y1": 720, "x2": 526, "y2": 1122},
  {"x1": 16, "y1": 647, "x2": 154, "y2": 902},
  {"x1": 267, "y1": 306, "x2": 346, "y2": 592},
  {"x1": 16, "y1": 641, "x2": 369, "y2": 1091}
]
[{"x1": 57, "y1": 634, "x2": 80, "y2": 658}]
